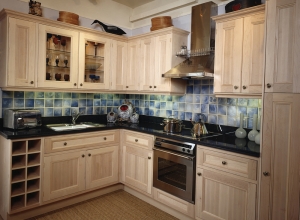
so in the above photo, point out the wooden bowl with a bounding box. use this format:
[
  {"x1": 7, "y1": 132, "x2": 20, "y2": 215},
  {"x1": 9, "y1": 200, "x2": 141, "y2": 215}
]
[
  {"x1": 57, "y1": 11, "x2": 79, "y2": 25},
  {"x1": 150, "y1": 16, "x2": 172, "y2": 31}
]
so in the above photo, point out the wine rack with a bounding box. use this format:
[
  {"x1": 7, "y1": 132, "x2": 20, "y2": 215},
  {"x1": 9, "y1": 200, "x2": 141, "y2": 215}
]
[{"x1": 10, "y1": 139, "x2": 42, "y2": 212}]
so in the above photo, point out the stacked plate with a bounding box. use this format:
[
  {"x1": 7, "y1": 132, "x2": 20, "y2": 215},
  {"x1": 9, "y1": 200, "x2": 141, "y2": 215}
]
[{"x1": 57, "y1": 11, "x2": 79, "y2": 25}]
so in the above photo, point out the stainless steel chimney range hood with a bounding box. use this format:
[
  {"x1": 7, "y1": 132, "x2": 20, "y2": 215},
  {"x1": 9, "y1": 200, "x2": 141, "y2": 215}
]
[{"x1": 162, "y1": 2, "x2": 217, "y2": 79}]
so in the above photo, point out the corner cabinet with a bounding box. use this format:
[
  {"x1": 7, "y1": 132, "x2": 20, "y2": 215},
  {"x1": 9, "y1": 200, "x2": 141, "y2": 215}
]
[
  {"x1": 212, "y1": 5, "x2": 265, "y2": 97},
  {"x1": 195, "y1": 146, "x2": 258, "y2": 220}
]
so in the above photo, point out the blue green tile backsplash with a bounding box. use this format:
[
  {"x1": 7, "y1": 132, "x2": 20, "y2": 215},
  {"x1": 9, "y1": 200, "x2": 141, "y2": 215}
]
[{"x1": 1, "y1": 80, "x2": 262, "y2": 129}]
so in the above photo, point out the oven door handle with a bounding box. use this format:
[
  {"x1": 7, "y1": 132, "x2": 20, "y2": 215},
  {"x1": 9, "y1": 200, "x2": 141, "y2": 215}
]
[{"x1": 153, "y1": 147, "x2": 195, "y2": 161}]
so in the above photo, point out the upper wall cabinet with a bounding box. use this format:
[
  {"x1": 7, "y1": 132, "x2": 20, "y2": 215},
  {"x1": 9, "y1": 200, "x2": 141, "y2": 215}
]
[
  {"x1": 0, "y1": 17, "x2": 37, "y2": 88},
  {"x1": 212, "y1": 5, "x2": 265, "y2": 97},
  {"x1": 264, "y1": 0, "x2": 300, "y2": 93}
]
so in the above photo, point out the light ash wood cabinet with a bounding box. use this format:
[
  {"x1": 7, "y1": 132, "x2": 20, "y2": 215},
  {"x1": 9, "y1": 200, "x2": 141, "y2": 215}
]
[
  {"x1": 120, "y1": 130, "x2": 153, "y2": 196},
  {"x1": 264, "y1": 0, "x2": 300, "y2": 93},
  {"x1": 195, "y1": 146, "x2": 258, "y2": 220},
  {"x1": 259, "y1": 93, "x2": 300, "y2": 220},
  {"x1": 0, "y1": 17, "x2": 37, "y2": 88},
  {"x1": 43, "y1": 131, "x2": 119, "y2": 202},
  {"x1": 212, "y1": 5, "x2": 265, "y2": 97}
]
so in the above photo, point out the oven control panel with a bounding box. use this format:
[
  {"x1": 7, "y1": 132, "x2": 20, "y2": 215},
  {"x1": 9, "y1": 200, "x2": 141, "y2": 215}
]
[{"x1": 154, "y1": 137, "x2": 196, "y2": 155}]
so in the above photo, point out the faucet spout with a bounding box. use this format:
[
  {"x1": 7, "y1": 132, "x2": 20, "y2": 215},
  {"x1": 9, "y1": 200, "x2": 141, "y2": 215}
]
[{"x1": 72, "y1": 111, "x2": 82, "y2": 125}]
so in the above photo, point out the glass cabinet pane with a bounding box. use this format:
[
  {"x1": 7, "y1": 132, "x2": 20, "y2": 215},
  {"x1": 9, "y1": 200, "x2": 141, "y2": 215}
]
[
  {"x1": 84, "y1": 40, "x2": 105, "y2": 84},
  {"x1": 46, "y1": 33, "x2": 71, "y2": 82}
]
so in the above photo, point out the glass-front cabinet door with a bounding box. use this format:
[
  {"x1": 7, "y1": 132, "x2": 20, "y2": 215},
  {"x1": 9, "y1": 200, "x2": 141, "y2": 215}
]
[
  {"x1": 37, "y1": 25, "x2": 79, "y2": 88},
  {"x1": 78, "y1": 32, "x2": 110, "y2": 90}
]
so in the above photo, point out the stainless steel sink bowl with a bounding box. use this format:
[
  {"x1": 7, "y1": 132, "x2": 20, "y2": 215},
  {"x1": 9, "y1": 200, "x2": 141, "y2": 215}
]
[{"x1": 46, "y1": 122, "x2": 106, "y2": 131}]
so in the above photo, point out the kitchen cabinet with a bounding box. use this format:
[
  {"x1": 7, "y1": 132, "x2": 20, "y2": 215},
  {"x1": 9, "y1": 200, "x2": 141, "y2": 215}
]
[
  {"x1": 264, "y1": 0, "x2": 300, "y2": 93},
  {"x1": 120, "y1": 130, "x2": 153, "y2": 196},
  {"x1": 125, "y1": 39, "x2": 140, "y2": 91},
  {"x1": 0, "y1": 137, "x2": 42, "y2": 216},
  {"x1": 43, "y1": 131, "x2": 119, "y2": 202},
  {"x1": 259, "y1": 93, "x2": 300, "y2": 220},
  {"x1": 213, "y1": 5, "x2": 265, "y2": 97},
  {"x1": 0, "y1": 17, "x2": 37, "y2": 88},
  {"x1": 195, "y1": 146, "x2": 258, "y2": 220}
]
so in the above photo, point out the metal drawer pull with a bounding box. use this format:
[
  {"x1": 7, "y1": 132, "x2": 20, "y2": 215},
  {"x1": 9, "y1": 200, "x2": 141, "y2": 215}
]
[
  {"x1": 80, "y1": 83, "x2": 83, "y2": 86},
  {"x1": 64, "y1": 142, "x2": 67, "y2": 146},
  {"x1": 154, "y1": 86, "x2": 156, "y2": 88},
  {"x1": 104, "y1": 137, "x2": 107, "y2": 140},
  {"x1": 149, "y1": 86, "x2": 152, "y2": 88},
  {"x1": 263, "y1": 171, "x2": 269, "y2": 176},
  {"x1": 222, "y1": 161, "x2": 227, "y2": 165},
  {"x1": 88, "y1": 153, "x2": 91, "y2": 157},
  {"x1": 242, "y1": 85, "x2": 247, "y2": 89},
  {"x1": 82, "y1": 154, "x2": 85, "y2": 158},
  {"x1": 197, "y1": 172, "x2": 202, "y2": 176},
  {"x1": 148, "y1": 156, "x2": 151, "y2": 160},
  {"x1": 135, "y1": 139, "x2": 138, "y2": 142},
  {"x1": 30, "y1": 81, "x2": 34, "y2": 84},
  {"x1": 234, "y1": 86, "x2": 238, "y2": 89},
  {"x1": 266, "y1": 83, "x2": 271, "y2": 88}
]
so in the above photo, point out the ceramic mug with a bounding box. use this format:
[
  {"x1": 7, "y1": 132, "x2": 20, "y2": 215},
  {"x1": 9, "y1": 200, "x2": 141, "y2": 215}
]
[
  {"x1": 55, "y1": 73, "x2": 61, "y2": 81},
  {"x1": 64, "y1": 74, "x2": 70, "y2": 81}
]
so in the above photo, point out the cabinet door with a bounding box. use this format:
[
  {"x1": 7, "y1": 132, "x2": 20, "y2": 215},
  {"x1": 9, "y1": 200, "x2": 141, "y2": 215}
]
[
  {"x1": 43, "y1": 151, "x2": 86, "y2": 201},
  {"x1": 37, "y1": 24, "x2": 79, "y2": 88},
  {"x1": 242, "y1": 13, "x2": 265, "y2": 94},
  {"x1": 7, "y1": 18, "x2": 36, "y2": 87},
  {"x1": 126, "y1": 39, "x2": 140, "y2": 91},
  {"x1": 110, "y1": 40, "x2": 127, "y2": 90},
  {"x1": 78, "y1": 32, "x2": 110, "y2": 90},
  {"x1": 153, "y1": 34, "x2": 171, "y2": 92},
  {"x1": 85, "y1": 145, "x2": 119, "y2": 189},
  {"x1": 260, "y1": 93, "x2": 300, "y2": 220},
  {"x1": 214, "y1": 18, "x2": 243, "y2": 94},
  {"x1": 195, "y1": 168, "x2": 256, "y2": 220},
  {"x1": 122, "y1": 145, "x2": 152, "y2": 195},
  {"x1": 264, "y1": 0, "x2": 300, "y2": 93},
  {"x1": 139, "y1": 37, "x2": 156, "y2": 91}
]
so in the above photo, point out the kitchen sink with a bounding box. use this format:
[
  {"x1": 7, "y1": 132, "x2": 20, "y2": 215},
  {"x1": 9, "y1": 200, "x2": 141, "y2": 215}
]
[{"x1": 46, "y1": 122, "x2": 106, "y2": 131}]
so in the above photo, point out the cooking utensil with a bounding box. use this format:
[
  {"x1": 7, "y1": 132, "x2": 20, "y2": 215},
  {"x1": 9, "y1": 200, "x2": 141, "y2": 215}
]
[
  {"x1": 160, "y1": 116, "x2": 184, "y2": 133},
  {"x1": 190, "y1": 113, "x2": 208, "y2": 137}
]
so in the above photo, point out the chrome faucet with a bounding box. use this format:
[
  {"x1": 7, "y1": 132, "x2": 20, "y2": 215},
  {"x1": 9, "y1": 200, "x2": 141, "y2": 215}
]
[{"x1": 72, "y1": 111, "x2": 82, "y2": 125}]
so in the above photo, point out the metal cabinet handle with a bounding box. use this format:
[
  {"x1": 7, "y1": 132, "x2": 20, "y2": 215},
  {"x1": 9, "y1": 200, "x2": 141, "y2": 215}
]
[
  {"x1": 74, "y1": 83, "x2": 77, "y2": 86},
  {"x1": 266, "y1": 83, "x2": 271, "y2": 88},
  {"x1": 149, "y1": 86, "x2": 152, "y2": 88},
  {"x1": 234, "y1": 86, "x2": 238, "y2": 90},
  {"x1": 135, "y1": 139, "x2": 138, "y2": 142},
  {"x1": 242, "y1": 85, "x2": 247, "y2": 89},
  {"x1": 30, "y1": 81, "x2": 34, "y2": 84},
  {"x1": 88, "y1": 153, "x2": 91, "y2": 157},
  {"x1": 197, "y1": 172, "x2": 202, "y2": 176},
  {"x1": 263, "y1": 171, "x2": 269, "y2": 176},
  {"x1": 64, "y1": 142, "x2": 67, "y2": 146},
  {"x1": 80, "y1": 83, "x2": 83, "y2": 86},
  {"x1": 222, "y1": 161, "x2": 227, "y2": 165},
  {"x1": 154, "y1": 86, "x2": 156, "y2": 88},
  {"x1": 104, "y1": 137, "x2": 107, "y2": 140},
  {"x1": 82, "y1": 154, "x2": 85, "y2": 158},
  {"x1": 126, "y1": 86, "x2": 128, "y2": 88},
  {"x1": 148, "y1": 156, "x2": 151, "y2": 160}
]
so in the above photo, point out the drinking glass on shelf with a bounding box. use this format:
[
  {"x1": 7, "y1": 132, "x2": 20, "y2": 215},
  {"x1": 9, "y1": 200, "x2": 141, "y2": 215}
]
[
  {"x1": 46, "y1": 54, "x2": 50, "y2": 66},
  {"x1": 64, "y1": 56, "x2": 68, "y2": 68},
  {"x1": 61, "y1": 38, "x2": 66, "y2": 51},
  {"x1": 55, "y1": 56, "x2": 59, "y2": 67}
]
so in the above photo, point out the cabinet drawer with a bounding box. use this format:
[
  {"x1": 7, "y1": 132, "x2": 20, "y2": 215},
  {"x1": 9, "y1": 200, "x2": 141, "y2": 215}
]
[
  {"x1": 44, "y1": 130, "x2": 119, "y2": 153},
  {"x1": 122, "y1": 130, "x2": 153, "y2": 150},
  {"x1": 197, "y1": 147, "x2": 257, "y2": 180}
]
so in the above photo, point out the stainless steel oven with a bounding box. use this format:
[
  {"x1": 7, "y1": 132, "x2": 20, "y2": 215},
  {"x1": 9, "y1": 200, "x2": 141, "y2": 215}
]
[{"x1": 153, "y1": 137, "x2": 196, "y2": 204}]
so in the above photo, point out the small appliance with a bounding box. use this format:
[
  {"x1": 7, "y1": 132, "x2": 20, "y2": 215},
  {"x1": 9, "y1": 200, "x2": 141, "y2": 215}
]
[{"x1": 3, "y1": 109, "x2": 42, "y2": 129}]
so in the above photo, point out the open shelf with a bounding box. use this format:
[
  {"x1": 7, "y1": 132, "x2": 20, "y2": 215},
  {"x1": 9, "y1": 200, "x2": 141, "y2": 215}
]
[
  {"x1": 11, "y1": 182, "x2": 25, "y2": 197},
  {"x1": 11, "y1": 195, "x2": 25, "y2": 211},
  {"x1": 12, "y1": 155, "x2": 26, "y2": 169},
  {"x1": 12, "y1": 141, "x2": 26, "y2": 155},
  {"x1": 11, "y1": 168, "x2": 26, "y2": 183},
  {"x1": 26, "y1": 191, "x2": 40, "y2": 206},
  {"x1": 27, "y1": 179, "x2": 40, "y2": 192},
  {"x1": 28, "y1": 139, "x2": 41, "y2": 153},
  {"x1": 27, "y1": 166, "x2": 40, "y2": 179},
  {"x1": 27, "y1": 153, "x2": 40, "y2": 166}
]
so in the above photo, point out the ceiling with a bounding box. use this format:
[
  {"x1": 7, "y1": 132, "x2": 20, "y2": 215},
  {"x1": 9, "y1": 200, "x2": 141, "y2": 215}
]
[{"x1": 112, "y1": 0, "x2": 155, "y2": 8}]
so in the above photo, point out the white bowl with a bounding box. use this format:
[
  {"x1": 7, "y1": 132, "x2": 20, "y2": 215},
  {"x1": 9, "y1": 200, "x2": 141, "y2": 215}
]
[{"x1": 85, "y1": 62, "x2": 101, "y2": 70}]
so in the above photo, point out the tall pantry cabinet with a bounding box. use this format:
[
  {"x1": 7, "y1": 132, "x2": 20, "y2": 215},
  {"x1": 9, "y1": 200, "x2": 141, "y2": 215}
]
[{"x1": 259, "y1": 0, "x2": 300, "y2": 219}]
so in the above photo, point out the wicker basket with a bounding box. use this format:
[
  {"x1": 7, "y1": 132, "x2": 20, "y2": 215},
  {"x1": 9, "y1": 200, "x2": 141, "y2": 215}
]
[
  {"x1": 57, "y1": 11, "x2": 79, "y2": 25},
  {"x1": 150, "y1": 16, "x2": 173, "y2": 31}
]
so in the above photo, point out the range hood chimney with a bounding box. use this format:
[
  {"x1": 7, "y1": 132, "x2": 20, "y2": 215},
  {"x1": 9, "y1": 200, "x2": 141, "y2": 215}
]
[{"x1": 162, "y1": 2, "x2": 217, "y2": 79}]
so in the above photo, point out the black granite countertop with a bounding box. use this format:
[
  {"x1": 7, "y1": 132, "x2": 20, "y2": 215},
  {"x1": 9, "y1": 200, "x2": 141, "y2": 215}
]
[{"x1": 0, "y1": 115, "x2": 260, "y2": 157}]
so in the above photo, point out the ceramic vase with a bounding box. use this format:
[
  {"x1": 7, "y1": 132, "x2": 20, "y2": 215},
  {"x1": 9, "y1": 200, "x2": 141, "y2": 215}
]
[
  {"x1": 248, "y1": 114, "x2": 259, "y2": 141},
  {"x1": 254, "y1": 115, "x2": 261, "y2": 145},
  {"x1": 235, "y1": 113, "x2": 247, "y2": 138}
]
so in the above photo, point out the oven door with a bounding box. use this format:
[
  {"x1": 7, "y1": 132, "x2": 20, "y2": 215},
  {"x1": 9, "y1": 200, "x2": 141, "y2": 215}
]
[{"x1": 153, "y1": 147, "x2": 195, "y2": 204}]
